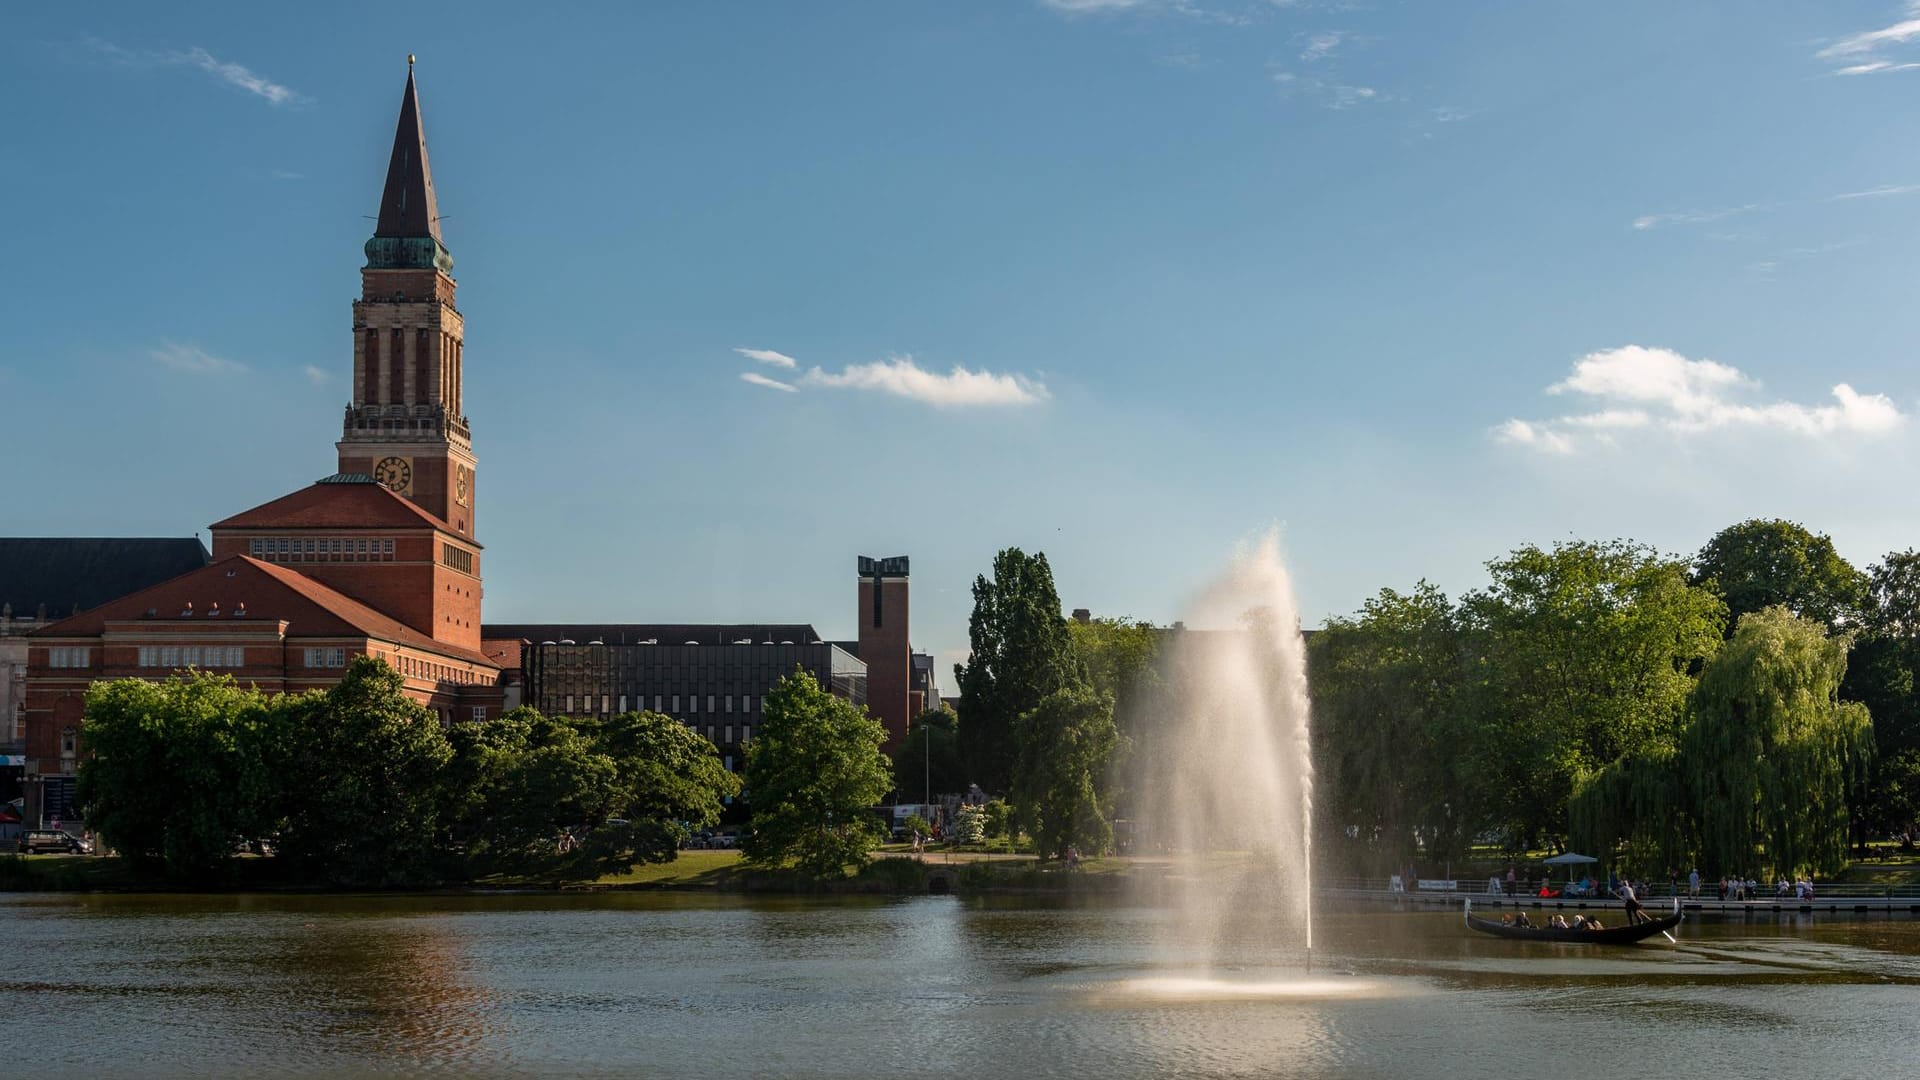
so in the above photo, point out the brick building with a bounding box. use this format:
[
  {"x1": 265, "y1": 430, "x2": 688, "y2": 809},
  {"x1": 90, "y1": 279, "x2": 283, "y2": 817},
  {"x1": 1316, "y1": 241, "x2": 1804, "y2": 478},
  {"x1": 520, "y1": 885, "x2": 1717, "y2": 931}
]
[{"x1": 21, "y1": 62, "x2": 503, "y2": 829}]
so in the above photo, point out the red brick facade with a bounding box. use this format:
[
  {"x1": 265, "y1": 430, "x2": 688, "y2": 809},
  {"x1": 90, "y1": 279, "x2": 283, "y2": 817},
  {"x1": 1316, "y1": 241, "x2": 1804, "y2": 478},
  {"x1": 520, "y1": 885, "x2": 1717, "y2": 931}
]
[
  {"x1": 20, "y1": 64, "x2": 501, "y2": 829},
  {"x1": 857, "y1": 557, "x2": 912, "y2": 748}
]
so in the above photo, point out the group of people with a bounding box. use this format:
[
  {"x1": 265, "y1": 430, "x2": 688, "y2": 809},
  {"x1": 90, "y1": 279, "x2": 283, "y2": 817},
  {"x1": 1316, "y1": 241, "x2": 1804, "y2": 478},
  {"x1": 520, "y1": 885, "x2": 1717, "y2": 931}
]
[
  {"x1": 1683, "y1": 867, "x2": 1817, "y2": 901},
  {"x1": 1499, "y1": 911, "x2": 1610, "y2": 931}
]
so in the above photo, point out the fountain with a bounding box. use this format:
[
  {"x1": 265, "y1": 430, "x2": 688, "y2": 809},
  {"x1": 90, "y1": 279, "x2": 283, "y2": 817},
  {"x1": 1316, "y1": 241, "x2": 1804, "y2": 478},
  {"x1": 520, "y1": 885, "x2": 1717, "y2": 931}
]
[{"x1": 1132, "y1": 531, "x2": 1316, "y2": 974}]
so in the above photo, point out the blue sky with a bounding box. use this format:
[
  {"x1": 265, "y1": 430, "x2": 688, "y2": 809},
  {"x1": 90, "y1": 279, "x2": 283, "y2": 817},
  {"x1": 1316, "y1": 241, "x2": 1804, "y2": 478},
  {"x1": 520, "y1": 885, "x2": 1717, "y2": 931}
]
[{"x1": 6, "y1": 2, "x2": 1920, "y2": 681}]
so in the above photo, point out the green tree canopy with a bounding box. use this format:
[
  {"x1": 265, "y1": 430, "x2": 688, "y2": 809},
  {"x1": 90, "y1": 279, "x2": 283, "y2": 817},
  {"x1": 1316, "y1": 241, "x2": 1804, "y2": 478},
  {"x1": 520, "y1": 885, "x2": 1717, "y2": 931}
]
[
  {"x1": 1684, "y1": 607, "x2": 1874, "y2": 876},
  {"x1": 891, "y1": 706, "x2": 966, "y2": 803},
  {"x1": 954, "y1": 548, "x2": 1079, "y2": 793},
  {"x1": 1308, "y1": 581, "x2": 1468, "y2": 863},
  {"x1": 1461, "y1": 539, "x2": 1725, "y2": 848},
  {"x1": 76, "y1": 672, "x2": 275, "y2": 878},
  {"x1": 1692, "y1": 518, "x2": 1865, "y2": 633},
  {"x1": 1010, "y1": 685, "x2": 1121, "y2": 859},
  {"x1": 268, "y1": 656, "x2": 454, "y2": 887},
  {"x1": 741, "y1": 668, "x2": 894, "y2": 877}
]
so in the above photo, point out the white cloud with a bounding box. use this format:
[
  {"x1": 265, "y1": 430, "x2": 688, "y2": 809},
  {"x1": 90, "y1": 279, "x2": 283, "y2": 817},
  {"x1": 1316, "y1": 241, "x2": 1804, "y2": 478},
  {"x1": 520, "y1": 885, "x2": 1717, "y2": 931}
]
[
  {"x1": 302, "y1": 365, "x2": 329, "y2": 385},
  {"x1": 1830, "y1": 183, "x2": 1920, "y2": 200},
  {"x1": 1299, "y1": 30, "x2": 1348, "y2": 61},
  {"x1": 740, "y1": 371, "x2": 797, "y2": 393},
  {"x1": 801, "y1": 356, "x2": 1049, "y2": 407},
  {"x1": 734, "y1": 347, "x2": 798, "y2": 369},
  {"x1": 150, "y1": 341, "x2": 245, "y2": 375},
  {"x1": 1817, "y1": 6, "x2": 1920, "y2": 73},
  {"x1": 1271, "y1": 69, "x2": 1384, "y2": 109},
  {"x1": 1039, "y1": 0, "x2": 1157, "y2": 11},
  {"x1": 1497, "y1": 345, "x2": 1904, "y2": 452},
  {"x1": 1631, "y1": 204, "x2": 1761, "y2": 231},
  {"x1": 83, "y1": 39, "x2": 304, "y2": 106}
]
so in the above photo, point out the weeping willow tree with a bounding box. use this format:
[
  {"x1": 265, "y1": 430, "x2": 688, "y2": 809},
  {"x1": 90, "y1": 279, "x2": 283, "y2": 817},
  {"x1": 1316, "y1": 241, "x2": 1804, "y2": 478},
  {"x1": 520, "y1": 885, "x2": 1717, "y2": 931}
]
[
  {"x1": 1683, "y1": 607, "x2": 1873, "y2": 876},
  {"x1": 1569, "y1": 745, "x2": 1689, "y2": 873}
]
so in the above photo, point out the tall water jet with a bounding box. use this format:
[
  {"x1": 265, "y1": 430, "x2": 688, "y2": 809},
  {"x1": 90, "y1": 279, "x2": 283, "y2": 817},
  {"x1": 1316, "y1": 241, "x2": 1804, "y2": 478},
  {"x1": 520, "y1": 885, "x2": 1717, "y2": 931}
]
[{"x1": 1134, "y1": 531, "x2": 1314, "y2": 968}]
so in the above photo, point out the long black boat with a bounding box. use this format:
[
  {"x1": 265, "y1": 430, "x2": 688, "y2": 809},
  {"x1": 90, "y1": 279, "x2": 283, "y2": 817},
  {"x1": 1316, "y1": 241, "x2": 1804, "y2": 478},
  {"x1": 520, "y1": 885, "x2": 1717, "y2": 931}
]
[{"x1": 1463, "y1": 898, "x2": 1681, "y2": 945}]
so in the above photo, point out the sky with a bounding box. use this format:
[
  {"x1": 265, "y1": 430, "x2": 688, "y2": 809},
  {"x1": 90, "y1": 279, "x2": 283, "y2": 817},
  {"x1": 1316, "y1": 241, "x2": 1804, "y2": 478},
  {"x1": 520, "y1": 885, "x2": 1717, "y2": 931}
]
[{"x1": 6, "y1": 2, "x2": 1920, "y2": 683}]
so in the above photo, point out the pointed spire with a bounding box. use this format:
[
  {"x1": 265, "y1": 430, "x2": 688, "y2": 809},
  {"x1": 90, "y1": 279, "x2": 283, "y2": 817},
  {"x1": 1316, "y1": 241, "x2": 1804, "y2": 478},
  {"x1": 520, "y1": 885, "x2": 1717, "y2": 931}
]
[{"x1": 373, "y1": 58, "x2": 441, "y2": 242}]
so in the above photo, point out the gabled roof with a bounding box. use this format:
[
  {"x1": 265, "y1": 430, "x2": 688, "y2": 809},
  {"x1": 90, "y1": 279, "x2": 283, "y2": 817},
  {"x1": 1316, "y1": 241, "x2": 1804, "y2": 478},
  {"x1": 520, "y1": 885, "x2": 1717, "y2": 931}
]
[
  {"x1": 0, "y1": 538, "x2": 210, "y2": 619},
  {"x1": 211, "y1": 477, "x2": 460, "y2": 535},
  {"x1": 374, "y1": 65, "x2": 442, "y2": 242},
  {"x1": 33, "y1": 556, "x2": 495, "y2": 668}
]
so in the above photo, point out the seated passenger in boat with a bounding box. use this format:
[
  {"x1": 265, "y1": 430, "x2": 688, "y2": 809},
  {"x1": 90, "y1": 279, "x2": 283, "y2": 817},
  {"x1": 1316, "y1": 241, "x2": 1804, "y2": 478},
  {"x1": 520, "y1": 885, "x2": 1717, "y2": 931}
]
[
  {"x1": 1586, "y1": 917, "x2": 1605, "y2": 931},
  {"x1": 1571, "y1": 915, "x2": 1587, "y2": 929},
  {"x1": 1513, "y1": 912, "x2": 1534, "y2": 929},
  {"x1": 1548, "y1": 914, "x2": 1569, "y2": 929}
]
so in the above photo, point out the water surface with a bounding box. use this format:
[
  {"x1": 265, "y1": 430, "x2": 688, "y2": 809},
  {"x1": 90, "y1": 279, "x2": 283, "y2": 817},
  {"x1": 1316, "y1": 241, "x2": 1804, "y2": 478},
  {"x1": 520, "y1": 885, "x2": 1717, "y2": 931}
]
[{"x1": 4, "y1": 892, "x2": 1916, "y2": 1078}]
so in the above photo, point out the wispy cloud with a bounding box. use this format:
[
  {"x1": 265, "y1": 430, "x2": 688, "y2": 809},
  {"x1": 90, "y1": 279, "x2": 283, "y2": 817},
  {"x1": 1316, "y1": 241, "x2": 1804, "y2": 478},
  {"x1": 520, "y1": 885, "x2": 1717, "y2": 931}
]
[
  {"x1": 1430, "y1": 106, "x2": 1473, "y2": 123},
  {"x1": 740, "y1": 371, "x2": 797, "y2": 393},
  {"x1": 1631, "y1": 204, "x2": 1763, "y2": 231},
  {"x1": 1829, "y1": 183, "x2": 1920, "y2": 200},
  {"x1": 1298, "y1": 30, "x2": 1349, "y2": 62},
  {"x1": 82, "y1": 38, "x2": 305, "y2": 106},
  {"x1": 734, "y1": 349, "x2": 1048, "y2": 408},
  {"x1": 302, "y1": 365, "x2": 329, "y2": 385},
  {"x1": 734, "y1": 347, "x2": 798, "y2": 370},
  {"x1": 1496, "y1": 345, "x2": 1902, "y2": 453},
  {"x1": 151, "y1": 342, "x2": 246, "y2": 375},
  {"x1": 1036, "y1": 0, "x2": 1251, "y2": 24},
  {"x1": 1817, "y1": 5, "x2": 1920, "y2": 74},
  {"x1": 1271, "y1": 69, "x2": 1383, "y2": 109}
]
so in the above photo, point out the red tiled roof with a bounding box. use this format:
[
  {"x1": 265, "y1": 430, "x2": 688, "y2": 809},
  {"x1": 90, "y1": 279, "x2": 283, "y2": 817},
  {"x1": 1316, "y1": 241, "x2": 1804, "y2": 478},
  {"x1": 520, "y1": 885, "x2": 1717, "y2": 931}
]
[
  {"x1": 33, "y1": 556, "x2": 496, "y2": 668},
  {"x1": 481, "y1": 637, "x2": 524, "y2": 669},
  {"x1": 211, "y1": 478, "x2": 455, "y2": 533}
]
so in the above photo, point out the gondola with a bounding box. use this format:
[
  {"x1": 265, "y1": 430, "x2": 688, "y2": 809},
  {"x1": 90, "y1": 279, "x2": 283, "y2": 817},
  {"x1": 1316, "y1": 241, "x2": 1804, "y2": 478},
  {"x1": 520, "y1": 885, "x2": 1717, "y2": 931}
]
[{"x1": 1463, "y1": 897, "x2": 1681, "y2": 944}]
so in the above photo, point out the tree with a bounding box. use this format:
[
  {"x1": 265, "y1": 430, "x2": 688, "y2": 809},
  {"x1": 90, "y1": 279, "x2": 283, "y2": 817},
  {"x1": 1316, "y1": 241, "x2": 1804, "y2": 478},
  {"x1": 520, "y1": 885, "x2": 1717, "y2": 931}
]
[
  {"x1": 268, "y1": 657, "x2": 453, "y2": 887},
  {"x1": 1068, "y1": 615, "x2": 1164, "y2": 737},
  {"x1": 891, "y1": 706, "x2": 965, "y2": 802},
  {"x1": 741, "y1": 668, "x2": 894, "y2": 877},
  {"x1": 1308, "y1": 582, "x2": 1469, "y2": 866},
  {"x1": 1010, "y1": 686, "x2": 1121, "y2": 859},
  {"x1": 954, "y1": 548, "x2": 1079, "y2": 792},
  {"x1": 953, "y1": 803, "x2": 988, "y2": 845},
  {"x1": 1692, "y1": 519, "x2": 1865, "y2": 633},
  {"x1": 1685, "y1": 607, "x2": 1874, "y2": 876},
  {"x1": 1461, "y1": 540, "x2": 1725, "y2": 848},
  {"x1": 594, "y1": 709, "x2": 741, "y2": 861},
  {"x1": 76, "y1": 673, "x2": 274, "y2": 878}
]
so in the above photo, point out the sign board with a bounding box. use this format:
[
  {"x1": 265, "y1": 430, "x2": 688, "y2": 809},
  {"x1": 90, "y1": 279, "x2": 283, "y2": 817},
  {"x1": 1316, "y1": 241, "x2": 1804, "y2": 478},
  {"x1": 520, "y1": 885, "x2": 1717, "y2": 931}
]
[{"x1": 1417, "y1": 879, "x2": 1459, "y2": 891}]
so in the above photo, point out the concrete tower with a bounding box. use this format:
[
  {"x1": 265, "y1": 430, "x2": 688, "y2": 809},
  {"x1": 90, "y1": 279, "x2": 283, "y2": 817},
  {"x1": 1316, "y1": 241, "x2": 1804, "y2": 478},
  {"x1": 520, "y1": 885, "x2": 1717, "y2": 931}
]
[{"x1": 857, "y1": 555, "x2": 911, "y2": 748}]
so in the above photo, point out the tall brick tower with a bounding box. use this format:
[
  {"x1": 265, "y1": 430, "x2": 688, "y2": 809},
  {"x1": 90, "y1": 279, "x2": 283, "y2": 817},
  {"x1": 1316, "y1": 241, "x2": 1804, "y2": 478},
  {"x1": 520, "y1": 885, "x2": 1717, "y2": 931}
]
[
  {"x1": 857, "y1": 556, "x2": 911, "y2": 748},
  {"x1": 337, "y1": 58, "x2": 477, "y2": 541}
]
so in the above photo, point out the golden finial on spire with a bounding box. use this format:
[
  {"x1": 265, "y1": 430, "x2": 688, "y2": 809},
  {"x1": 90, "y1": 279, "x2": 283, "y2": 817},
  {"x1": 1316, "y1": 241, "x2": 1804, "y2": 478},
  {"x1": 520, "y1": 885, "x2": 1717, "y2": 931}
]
[{"x1": 408, "y1": 53, "x2": 416, "y2": 70}]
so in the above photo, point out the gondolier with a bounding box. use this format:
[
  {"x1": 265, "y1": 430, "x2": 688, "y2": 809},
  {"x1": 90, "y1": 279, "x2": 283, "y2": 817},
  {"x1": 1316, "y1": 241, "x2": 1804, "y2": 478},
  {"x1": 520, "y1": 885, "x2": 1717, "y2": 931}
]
[{"x1": 1616, "y1": 879, "x2": 1648, "y2": 924}]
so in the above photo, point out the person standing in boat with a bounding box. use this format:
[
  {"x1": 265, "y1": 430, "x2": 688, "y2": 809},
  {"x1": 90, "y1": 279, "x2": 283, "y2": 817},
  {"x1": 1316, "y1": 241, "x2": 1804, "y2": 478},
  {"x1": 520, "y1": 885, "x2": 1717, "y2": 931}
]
[{"x1": 1615, "y1": 878, "x2": 1649, "y2": 924}]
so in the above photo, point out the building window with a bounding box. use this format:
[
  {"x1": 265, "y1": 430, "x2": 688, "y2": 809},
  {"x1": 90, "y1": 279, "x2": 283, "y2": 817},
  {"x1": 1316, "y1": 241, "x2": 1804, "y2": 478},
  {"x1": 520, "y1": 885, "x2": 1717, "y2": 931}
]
[
  {"x1": 725, "y1": 695, "x2": 733, "y2": 714},
  {"x1": 672, "y1": 695, "x2": 681, "y2": 712},
  {"x1": 654, "y1": 695, "x2": 662, "y2": 712},
  {"x1": 47, "y1": 646, "x2": 90, "y2": 669},
  {"x1": 472, "y1": 706, "x2": 487, "y2": 723},
  {"x1": 441, "y1": 543, "x2": 473, "y2": 574},
  {"x1": 724, "y1": 725, "x2": 733, "y2": 744},
  {"x1": 249, "y1": 539, "x2": 264, "y2": 557},
  {"x1": 304, "y1": 647, "x2": 347, "y2": 668},
  {"x1": 707, "y1": 695, "x2": 715, "y2": 714}
]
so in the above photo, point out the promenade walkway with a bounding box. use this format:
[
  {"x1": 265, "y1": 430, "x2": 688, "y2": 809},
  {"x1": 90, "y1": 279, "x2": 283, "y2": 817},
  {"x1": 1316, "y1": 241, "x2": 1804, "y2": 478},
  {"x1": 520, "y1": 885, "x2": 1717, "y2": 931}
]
[{"x1": 1318, "y1": 880, "x2": 1920, "y2": 915}]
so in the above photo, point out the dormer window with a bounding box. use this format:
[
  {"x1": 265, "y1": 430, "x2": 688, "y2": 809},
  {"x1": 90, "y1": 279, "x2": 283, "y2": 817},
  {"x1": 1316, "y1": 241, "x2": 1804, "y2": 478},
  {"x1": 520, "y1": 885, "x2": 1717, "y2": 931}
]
[
  {"x1": 208, "y1": 603, "x2": 221, "y2": 617},
  {"x1": 234, "y1": 602, "x2": 247, "y2": 618},
  {"x1": 180, "y1": 602, "x2": 194, "y2": 617}
]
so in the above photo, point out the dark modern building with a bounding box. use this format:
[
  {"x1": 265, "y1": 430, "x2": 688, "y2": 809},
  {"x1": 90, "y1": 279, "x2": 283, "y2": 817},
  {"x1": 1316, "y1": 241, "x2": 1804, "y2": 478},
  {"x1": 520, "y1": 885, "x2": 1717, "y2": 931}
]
[{"x1": 489, "y1": 622, "x2": 867, "y2": 770}]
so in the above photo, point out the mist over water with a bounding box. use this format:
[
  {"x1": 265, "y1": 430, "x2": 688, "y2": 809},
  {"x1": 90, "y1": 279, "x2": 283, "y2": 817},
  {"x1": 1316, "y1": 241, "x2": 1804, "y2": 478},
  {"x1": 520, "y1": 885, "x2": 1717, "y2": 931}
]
[{"x1": 1133, "y1": 531, "x2": 1316, "y2": 964}]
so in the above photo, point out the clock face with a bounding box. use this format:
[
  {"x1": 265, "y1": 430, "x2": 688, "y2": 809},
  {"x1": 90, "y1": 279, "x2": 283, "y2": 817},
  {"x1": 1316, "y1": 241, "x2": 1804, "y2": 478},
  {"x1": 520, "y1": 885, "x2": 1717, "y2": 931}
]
[
  {"x1": 373, "y1": 456, "x2": 412, "y2": 493},
  {"x1": 455, "y1": 465, "x2": 470, "y2": 506}
]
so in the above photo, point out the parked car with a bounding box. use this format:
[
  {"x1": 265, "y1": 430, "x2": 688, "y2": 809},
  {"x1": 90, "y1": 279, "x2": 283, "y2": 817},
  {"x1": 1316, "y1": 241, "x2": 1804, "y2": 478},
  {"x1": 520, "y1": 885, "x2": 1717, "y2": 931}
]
[{"x1": 18, "y1": 830, "x2": 91, "y2": 855}]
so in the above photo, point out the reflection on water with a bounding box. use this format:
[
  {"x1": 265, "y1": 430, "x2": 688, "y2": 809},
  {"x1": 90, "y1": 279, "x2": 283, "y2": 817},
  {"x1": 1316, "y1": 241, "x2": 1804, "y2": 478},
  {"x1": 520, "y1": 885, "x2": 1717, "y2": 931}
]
[{"x1": 1, "y1": 894, "x2": 1918, "y2": 1078}]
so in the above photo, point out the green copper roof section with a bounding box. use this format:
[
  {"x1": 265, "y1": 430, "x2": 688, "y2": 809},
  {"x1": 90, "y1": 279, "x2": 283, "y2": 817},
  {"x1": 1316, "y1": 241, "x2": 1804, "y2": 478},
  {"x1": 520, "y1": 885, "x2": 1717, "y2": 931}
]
[{"x1": 366, "y1": 60, "x2": 452, "y2": 272}]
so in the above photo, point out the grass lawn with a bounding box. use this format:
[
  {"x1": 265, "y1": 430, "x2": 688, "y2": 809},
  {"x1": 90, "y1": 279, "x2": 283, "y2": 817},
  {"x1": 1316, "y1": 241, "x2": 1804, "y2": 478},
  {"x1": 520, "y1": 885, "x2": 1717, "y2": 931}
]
[{"x1": 588, "y1": 849, "x2": 745, "y2": 887}]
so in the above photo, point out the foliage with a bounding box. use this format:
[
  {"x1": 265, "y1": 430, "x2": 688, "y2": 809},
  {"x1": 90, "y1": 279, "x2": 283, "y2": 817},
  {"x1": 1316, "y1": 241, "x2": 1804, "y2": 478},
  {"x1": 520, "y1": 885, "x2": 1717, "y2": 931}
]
[
  {"x1": 891, "y1": 706, "x2": 966, "y2": 800},
  {"x1": 1068, "y1": 615, "x2": 1164, "y2": 737},
  {"x1": 981, "y1": 798, "x2": 1012, "y2": 839},
  {"x1": 268, "y1": 657, "x2": 454, "y2": 887},
  {"x1": 1684, "y1": 607, "x2": 1874, "y2": 876},
  {"x1": 1568, "y1": 745, "x2": 1689, "y2": 874},
  {"x1": 901, "y1": 814, "x2": 932, "y2": 838},
  {"x1": 953, "y1": 803, "x2": 988, "y2": 845},
  {"x1": 1010, "y1": 686, "x2": 1121, "y2": 859},
  {"x1": 954, "y1": 548, "x2": 1080, "y2": 793},
  {"x1": 1308, "y1": 581, "x2": 1468, "y2": 863},
  {"x1": 1459, "y1": 539, "x2": 1725, "y2": 848},
  {"x1": 1691, "y1": 519, "x2": 1866, "y2": 633},
  {"x1": 76, "y1": 673, "x2": 274, "y2": 878},
  {"x1": 741, "y1": 668, "x2": 894, "y2": 877}
]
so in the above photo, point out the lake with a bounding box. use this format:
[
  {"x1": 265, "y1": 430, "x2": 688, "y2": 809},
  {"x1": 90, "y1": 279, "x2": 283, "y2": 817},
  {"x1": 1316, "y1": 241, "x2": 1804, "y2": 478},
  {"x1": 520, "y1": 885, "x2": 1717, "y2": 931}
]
[{"x1": 3, "y1": 891, "x2": 1917, "y2": 1078}]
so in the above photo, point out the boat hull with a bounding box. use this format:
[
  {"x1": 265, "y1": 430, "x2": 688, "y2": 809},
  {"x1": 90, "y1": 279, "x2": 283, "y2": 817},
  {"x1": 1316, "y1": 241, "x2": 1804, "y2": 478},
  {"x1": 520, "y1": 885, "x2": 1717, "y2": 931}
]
[{"x1": 1465, "y1": 909, "x2": 1681, "y2": 945}]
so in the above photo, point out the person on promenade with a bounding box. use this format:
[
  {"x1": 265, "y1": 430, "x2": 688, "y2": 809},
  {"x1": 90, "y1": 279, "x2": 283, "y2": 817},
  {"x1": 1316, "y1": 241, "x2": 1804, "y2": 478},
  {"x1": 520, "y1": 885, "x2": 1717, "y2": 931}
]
[
  {"x1": 1689, "y1": 868, "x2": 1700, "y2": 898},
  {"x1": 1505, "y1": 866, "x2": 1516, "y2": 897}
]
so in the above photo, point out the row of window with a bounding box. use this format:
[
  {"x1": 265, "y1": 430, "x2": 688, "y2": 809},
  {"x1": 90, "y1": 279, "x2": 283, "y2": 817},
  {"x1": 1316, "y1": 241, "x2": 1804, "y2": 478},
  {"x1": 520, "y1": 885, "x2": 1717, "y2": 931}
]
[
  {"x1": 250, "y1": 537, "x2": 398, "y2": 563},
  {"x1": 306, "y1": 647, "x2": 348, "y2": 668},
  {"x1": 395, "y1": 654, "x2": 479, "y2": 684},
  {"x1": 46, "y1": 647, "x2": 91, "y2": 669},
  {"x1": 441, "y1": 543, "x2": 474, "y2": 574},
  {"x1": 560, "y1": 693, "x2": 754, "y2": 715},
  {"x1": 141, "y1": 646, "x2": 245, "y2": 668}
]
